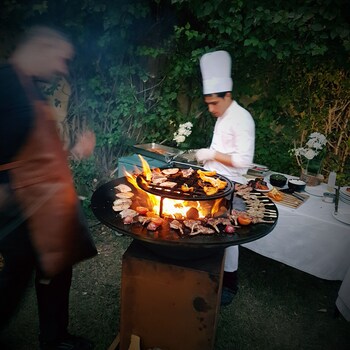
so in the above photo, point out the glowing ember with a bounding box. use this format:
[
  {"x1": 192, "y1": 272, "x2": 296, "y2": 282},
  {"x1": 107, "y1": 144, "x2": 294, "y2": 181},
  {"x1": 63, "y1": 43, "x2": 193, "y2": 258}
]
[{"x1": 163, "y1": 199, "x2": 203, "y2": 219}]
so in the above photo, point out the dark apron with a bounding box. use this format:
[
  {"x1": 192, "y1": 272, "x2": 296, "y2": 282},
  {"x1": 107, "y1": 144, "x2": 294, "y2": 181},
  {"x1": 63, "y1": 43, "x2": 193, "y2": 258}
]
[{"x1": 0, "y1": 74, "x2": 97, "y2": 277}]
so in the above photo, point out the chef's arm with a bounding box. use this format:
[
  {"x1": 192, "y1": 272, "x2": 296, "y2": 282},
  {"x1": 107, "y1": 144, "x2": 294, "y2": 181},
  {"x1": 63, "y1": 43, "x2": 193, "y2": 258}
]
[
  {"x1": 212, "y1": 151, "x2": 233, "y2": 166},
  {"x1": 195, "y1": 149, "x2": 234, "y2": 166},
  {"x1": 195, "y1": 148, "x2": 253, "y2": 168}
]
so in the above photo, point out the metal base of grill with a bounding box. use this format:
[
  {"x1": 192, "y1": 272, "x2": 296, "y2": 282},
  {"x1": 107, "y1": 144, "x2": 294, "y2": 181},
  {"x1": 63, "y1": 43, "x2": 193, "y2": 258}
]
[
  {"x1": 138, "y1": 240, "x2": 225, "y2": 260},
  {"x1": 119, "y1": 241, "x2": 224, "y2": 350}
]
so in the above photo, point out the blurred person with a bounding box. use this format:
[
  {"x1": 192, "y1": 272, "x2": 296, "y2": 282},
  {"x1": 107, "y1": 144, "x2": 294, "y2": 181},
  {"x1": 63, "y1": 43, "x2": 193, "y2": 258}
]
[
  {"x1": 0, "y1": 26, "x2": 97, "y2": 349},
  {"x1": 195, "y1": 50, "x2": 255, "y2": 306}
]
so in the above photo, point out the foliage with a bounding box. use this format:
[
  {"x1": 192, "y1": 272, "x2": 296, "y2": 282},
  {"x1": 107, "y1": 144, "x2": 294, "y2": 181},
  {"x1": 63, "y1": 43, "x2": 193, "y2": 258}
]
[
  {"x1": 1, "y1": 0, "x2": 349, "y2": 194},
  {"x1": 168, "y1": 0, "x2": 350, "y2": 180},
  {"x1": 281, "y1": 65, "x2": 350, "y2": 177}
]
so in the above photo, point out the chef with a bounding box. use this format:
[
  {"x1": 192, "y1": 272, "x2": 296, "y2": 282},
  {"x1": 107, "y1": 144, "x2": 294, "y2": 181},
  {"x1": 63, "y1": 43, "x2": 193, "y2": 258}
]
[{"x1": 195, "y1": 50, "x2": 255, "y2": 306}]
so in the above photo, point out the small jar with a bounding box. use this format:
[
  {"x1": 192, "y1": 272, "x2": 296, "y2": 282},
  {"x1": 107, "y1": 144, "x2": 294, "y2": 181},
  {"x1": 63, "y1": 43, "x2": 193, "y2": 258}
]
[
  {"x1": 323, "y1": 192, "x2": 335, "y2": 203},
  {"x1": 327, "y1": 171, "x2": 336, "y2": 193}
]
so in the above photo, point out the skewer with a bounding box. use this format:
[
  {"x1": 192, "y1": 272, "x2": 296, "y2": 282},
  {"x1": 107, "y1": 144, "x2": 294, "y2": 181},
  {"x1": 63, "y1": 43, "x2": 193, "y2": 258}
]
[
  {"x1": 245, "y1": 206, "x2": 276, "y2": 212},
  {"x1": 255, "y1": 219, "x2": 275, "y2": 224}
]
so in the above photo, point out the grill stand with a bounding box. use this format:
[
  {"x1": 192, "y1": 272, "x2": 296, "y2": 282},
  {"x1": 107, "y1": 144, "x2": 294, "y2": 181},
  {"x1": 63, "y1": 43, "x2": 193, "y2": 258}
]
[{"x1": 114, "y1": 240, "x2": 225, "y2": 350}]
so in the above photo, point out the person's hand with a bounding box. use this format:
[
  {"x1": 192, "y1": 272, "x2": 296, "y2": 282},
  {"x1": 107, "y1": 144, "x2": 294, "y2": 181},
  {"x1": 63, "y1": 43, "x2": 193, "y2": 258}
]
[
  {"x1": 195, "y1": 148, "x2": 216, "y2": 163},
  {"x1": 71, "y1": 131, "x2": 96, "y2": 160}
]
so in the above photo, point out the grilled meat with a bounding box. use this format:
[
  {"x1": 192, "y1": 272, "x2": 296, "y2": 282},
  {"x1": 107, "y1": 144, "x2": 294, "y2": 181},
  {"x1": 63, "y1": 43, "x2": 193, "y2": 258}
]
[
  {"x1": 170, "y1": 220, "x2": 184, "y2": 235},
  {"x1": 183, "y1": 220, "x2": 201, "y2": 234},
  {"x1": 189, "y1": 225, "x2": 215, "y2": 236}
]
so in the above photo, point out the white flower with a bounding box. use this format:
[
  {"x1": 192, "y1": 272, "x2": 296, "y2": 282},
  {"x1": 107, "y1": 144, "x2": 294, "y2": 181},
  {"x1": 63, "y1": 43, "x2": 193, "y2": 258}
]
[
  {"x1": 173, "y1": 122, "x2": 193, "y2": 145},
  {"x1": 292, "y1": 132, "x2": 327, "y2": 169},
  {"x1": 174, "y1": 134, "x2": 186, "y2": 144},
  {"x1": 182, "y1": 122, "x2": 193, "y2": 129},
  {"x1": 303, "y1": 149, "x2": 316, "y2": 160},
  {"x1": 309, "y1": 132, "x2": 326, "y2": 143},
  {"x1": 312, "y1": 141, "x2": 323, "y2": 150}
]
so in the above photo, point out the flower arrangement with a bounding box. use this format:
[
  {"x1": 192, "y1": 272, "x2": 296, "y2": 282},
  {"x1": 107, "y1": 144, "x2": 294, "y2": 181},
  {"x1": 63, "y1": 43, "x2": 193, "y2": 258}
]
[
  {"x1": 173, "y1": 122, "x2": 193, "y2": 146},
  {"x1": 292, "y1": 132, "x2": 328, "y2": 176}
]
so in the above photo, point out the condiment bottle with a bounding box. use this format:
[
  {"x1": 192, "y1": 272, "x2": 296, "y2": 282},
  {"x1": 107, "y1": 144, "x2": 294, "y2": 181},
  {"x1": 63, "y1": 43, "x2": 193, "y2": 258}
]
[{"x1": 327, "y1": 171, "x2": 336, "y2": 193}]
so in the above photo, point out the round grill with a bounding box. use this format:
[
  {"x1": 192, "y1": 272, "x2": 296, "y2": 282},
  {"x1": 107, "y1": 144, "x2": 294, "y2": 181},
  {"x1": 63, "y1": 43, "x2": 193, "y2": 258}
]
[
  {"x1": 136, "y1": 167, "x2": 234, "y2": 200},
  {"x1": 91, "y1": 177, "x2": 278, "y2": 259}
]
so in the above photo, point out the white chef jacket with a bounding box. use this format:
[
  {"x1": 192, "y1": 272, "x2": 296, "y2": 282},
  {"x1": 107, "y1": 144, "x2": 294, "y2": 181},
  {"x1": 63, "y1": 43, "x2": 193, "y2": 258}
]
[
  {"x1": 204, "y1": 100, "x2": 255, "y2": 184},
  {"x1": 204, "y1": 100, "x2": 255, "y2": 272}
]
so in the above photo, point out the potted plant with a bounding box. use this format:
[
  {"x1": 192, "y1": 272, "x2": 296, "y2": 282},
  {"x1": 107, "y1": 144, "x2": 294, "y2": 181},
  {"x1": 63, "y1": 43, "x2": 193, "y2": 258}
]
[{"x1": 291, "y1": 132, "x2": 328, "y2": 186}]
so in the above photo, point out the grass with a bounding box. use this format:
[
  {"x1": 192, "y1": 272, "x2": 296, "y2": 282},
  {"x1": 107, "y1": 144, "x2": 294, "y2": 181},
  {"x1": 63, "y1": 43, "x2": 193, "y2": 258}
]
[{"x1": 1, "y1": 222, "x2": 349, "y2": 350}]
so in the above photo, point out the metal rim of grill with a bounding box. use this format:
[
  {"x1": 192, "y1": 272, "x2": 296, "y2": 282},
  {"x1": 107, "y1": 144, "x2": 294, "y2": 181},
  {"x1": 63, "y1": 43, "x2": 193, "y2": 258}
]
[
  {"x1": 136, "y1": 168, "x2": 234, "y2": 201},
  {"x1": 91, "y1": 177, "x2": 279, "y2": 260}
]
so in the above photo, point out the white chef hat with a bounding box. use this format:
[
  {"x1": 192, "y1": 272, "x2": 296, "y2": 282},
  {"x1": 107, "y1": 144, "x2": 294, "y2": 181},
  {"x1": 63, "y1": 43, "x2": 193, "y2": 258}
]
[{"x1": 200, "y1": 50, "x2": 232, "y2": 95}]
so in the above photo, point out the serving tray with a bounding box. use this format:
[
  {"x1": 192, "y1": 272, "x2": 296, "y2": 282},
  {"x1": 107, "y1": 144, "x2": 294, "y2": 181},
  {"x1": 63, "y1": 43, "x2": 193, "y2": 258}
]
[
  {"x1": 132, "y1": 143, "x2": 199, "y2": 165},
  {"x1": 271, "y1": 192, "x2": 309, "y2": 208}
]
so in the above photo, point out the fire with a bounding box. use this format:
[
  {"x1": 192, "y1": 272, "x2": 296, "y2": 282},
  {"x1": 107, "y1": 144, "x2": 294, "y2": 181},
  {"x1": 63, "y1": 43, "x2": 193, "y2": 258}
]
[
  {"x1": 138, "y1": 154, "x2": 152, "y2": 181},
  {"x1": 124, "y1": 165, "x2": 161, "y2": 213},
  {"x1": 123, "y1": 155, "x2": 227, "y2": 219},
  {"x1": 162, "y1": 199, "x2": 205, "y2": 219},
  {"x1": 124, "y1": 169, "x2": 139, "y2": 189}
]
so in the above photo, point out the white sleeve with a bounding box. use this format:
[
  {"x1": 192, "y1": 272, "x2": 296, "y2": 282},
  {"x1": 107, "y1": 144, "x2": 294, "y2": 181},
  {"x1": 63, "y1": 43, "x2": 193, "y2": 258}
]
[{"x1": 230, "y1": 114, "x2": 255, "y2": 168}]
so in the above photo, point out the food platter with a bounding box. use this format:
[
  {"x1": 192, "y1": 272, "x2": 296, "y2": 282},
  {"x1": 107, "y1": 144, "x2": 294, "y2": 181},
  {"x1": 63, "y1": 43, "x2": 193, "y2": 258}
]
[
  {"x1": 332, "y1": 211, "x2": 350, "y2": 225},
  {"x1": 340, "y1": 186, "x2": 350, "y2": 198},
  {"x1": 339, "y1": 186, "x2": 350, "y2": 204},
  {"x1": 340, "y1": 195, "x2": 350, "y2": 205},
  {"x1": 247, "y1": 163, "x2": 269, "y2": 176},
  {"x1": 255, "y1": 183, "x2": 273, "y2": 193}
]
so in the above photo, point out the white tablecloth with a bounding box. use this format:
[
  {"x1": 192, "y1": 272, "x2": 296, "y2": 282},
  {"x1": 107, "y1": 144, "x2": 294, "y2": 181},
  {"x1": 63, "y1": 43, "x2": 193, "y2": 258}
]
[{"x1": 242, "y1": 180, "x2": 350, "y2": 320}]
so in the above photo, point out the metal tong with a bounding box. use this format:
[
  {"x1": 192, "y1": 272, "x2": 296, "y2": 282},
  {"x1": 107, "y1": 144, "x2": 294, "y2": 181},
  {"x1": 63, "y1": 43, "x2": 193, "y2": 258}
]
[
  {"x1": 291, "y1": 192, "x2": 306, "y2": 202},
  {"x1": 164, "y1": 150, "x2": 186, "y2": 164},
  {"x1": 165, "y1": 150, "x2": 204, "y2": 170}
]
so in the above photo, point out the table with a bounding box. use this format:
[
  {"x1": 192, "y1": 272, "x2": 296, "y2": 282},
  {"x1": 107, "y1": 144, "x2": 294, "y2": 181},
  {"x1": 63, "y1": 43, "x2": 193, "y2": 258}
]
[{"x1": 242, "y1": 178, "x2": 350, "y2": 320}]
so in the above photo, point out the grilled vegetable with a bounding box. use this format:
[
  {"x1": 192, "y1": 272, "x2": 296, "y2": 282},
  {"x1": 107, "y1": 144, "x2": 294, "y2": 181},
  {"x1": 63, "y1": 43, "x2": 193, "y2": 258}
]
[
  {"x1": 224, "y1": 225, "x2": 235, "y2": 233},
  {"x1": 197, "y1": 169, "x2": 217, "y2": 177}
]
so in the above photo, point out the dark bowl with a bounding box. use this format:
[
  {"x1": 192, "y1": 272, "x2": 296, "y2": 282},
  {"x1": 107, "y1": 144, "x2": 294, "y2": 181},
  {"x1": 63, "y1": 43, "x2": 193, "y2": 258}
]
[
  {"x1": 288, "y1": 179, "x2": 306, "y2": 192},
  {"x1": 269, "y1": 174, "x2": 287, "y2": 187}
]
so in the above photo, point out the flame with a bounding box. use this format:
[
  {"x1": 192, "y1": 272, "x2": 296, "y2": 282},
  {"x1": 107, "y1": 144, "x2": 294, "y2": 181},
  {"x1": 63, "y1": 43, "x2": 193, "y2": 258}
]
[
  {"x1": 211, "y1": 198, "x2": 223, "y2": 216},
  {"x1": 138, "y1": 154, "x2": 152, "y2": 181},
  {"x1": 124, "y1": 170, "x2": 139, "y2": 189},
  {"x1": 123, "y1": 155, "x2": 227, "y2": 219}
]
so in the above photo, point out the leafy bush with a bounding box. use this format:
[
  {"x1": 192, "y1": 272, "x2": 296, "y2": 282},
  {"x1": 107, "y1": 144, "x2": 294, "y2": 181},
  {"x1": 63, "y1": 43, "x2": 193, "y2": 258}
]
[{"x1": 1, "y1": 0, "x2": 349, "y2": 193}]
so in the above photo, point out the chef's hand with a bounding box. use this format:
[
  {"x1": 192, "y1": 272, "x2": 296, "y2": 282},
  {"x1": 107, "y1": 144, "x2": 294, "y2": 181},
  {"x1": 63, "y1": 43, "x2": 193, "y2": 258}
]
[
  {"x1": 195, "y1": 148, "x2": 216, "y2": 163},
  {"x1": 71, "y1": 131, "x2": 96, "y2": 160}
]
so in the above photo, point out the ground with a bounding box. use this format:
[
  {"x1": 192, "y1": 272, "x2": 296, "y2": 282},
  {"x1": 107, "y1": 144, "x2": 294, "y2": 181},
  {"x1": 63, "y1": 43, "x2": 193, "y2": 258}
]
[{"x1": 1, "y1": 221, "x2": 350, "y2": 350}]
